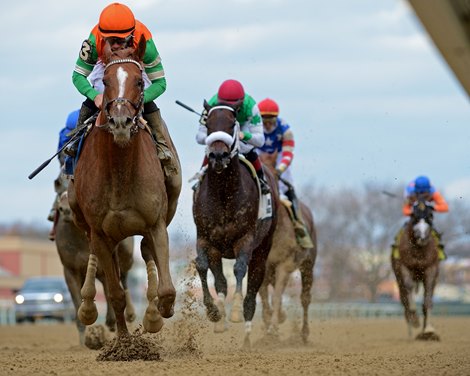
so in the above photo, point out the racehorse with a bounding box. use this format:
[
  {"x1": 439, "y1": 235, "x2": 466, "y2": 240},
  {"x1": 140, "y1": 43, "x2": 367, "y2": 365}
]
[
  {"x1": 391, "y1": 195, "x2": 440, "y2": 340},
  {"x1": 55, "y1": 191, "x2": 135, "y2": 347},
  {"x1": 192, "y1": 101, "x2": 278, "y2": 347},
  {"x1": 258, "y1": 151, "x2": 317, "y2": 343},
  {"x1": 68, "y1": 36, "x2": 180, "y2": 343}
]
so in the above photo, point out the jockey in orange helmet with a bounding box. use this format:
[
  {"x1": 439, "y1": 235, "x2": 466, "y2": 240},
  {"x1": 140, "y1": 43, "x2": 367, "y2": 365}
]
[
  {"x1": 257, "y1": 98, "x2": 313, "y2": 248},
  {"x1": 193, "y1": 79, "x2": 270, "y2": 194},
  {"x1": 392, "y1": 175, "x2": 449, "y2": 260},
  {"x1": 70, "y1": 3, "x2": 178, "y2": 177}
]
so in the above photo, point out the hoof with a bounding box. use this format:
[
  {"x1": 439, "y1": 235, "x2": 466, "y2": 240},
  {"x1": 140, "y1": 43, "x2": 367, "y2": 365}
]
[
  {"x1": 157, "y1": 295, "x2": 175, "y2": 319},
  {"x1": 416, "y1": 332, "x2": 440, "y2": 341},
  {"x1": 214, "y1": 319, "x2": 227, "y2": 333},
  {"x1": 229, "y1": 310, "x2": 243, "y2": 323},
  {"x1": 125, "y1": 310, "x2": 136, "y2": 323},
  {"x1": 143, "y1": 301, "x2": 164, "y2": 333},
  {"x1": 78, "y1": 303, "x2": 98, "y2": 325}
]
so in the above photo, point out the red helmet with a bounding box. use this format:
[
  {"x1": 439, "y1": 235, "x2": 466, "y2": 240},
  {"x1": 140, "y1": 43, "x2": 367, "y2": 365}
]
[
  {"x1": 99, "y1": 3, "x2": 136, "y2": 38},
  {"x1": 218, "y1": 79, "x2": 245, "y2": 103},
  {"x1": 258, "y1": 98, "x2": 279, "y2": 116}
]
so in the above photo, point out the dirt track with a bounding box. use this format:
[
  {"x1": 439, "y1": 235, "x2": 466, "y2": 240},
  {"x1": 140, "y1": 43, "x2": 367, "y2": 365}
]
[{"x1": 1, "y1": 315, "x2": 469, "y2": 376}]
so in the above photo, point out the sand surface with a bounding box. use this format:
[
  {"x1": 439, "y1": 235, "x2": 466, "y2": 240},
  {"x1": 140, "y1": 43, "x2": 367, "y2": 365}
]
[{"x1": 1, "y1": 314, "x2": 469, "y2": 376}]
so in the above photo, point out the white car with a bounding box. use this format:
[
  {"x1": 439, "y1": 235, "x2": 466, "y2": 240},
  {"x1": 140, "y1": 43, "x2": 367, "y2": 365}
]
[{"x1": 14, "y1": 276, "x2": 75, "y2": 323}]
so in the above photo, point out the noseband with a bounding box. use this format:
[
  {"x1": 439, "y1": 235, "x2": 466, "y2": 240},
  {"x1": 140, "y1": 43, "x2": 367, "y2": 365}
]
[
  {"x1": 204, "y1": 105, "x2": 240, "y2": 159},
  {"x1": 103, "y1": 58, "x2": 144, "y2": 125}
]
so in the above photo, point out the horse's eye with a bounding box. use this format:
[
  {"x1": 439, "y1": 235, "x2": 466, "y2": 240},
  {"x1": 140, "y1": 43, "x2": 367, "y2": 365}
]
[
  {"x1": 103, "y1": 79, "x2": 108, "y2": 87},
  {"x1": 137, "y1": 79, "x2": 144, "y2": 87}
]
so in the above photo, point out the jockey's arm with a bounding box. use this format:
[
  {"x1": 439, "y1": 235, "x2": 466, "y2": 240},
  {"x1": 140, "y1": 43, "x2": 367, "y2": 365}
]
[
  {"x1": 196, "y1": 125, "x2": 207, "y2": 145},
  {"x1": 432, "y1": 191, "x2": 449, "y2": 212},
  {"x1": 279, "y1": 128, "x2": 295, "y2": 172},
  {"x1": 142, "y1": 39, "x2": 166, "y2": 103}
]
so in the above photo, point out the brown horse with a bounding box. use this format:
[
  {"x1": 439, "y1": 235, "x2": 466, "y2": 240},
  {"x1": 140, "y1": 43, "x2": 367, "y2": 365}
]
[
  {"x1": 193, "y1": 101, "x2": 278, "y2": 347},
  {"x1": 68, "y1": 36, "x2": 180, "y2": 342},
  {"x1": 391, "y1": 195, "x2": 440, "y2": 340},
  {"x1": 55, "y1": 191, "x2": 135, "y2": 346},
  {"x1": 258, "y1": 151, "x2": 317, "y2": 343}
]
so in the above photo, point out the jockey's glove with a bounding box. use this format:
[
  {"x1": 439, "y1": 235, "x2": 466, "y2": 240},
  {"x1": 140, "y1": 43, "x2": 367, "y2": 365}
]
[{"x1": 276, "y1": 164, "x2": 287, "y2": 176}]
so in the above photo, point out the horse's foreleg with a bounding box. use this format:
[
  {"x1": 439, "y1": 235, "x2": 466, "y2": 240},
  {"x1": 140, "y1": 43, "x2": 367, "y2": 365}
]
[
  {"x1": 299, "y1": 259, "x2": 314, "y2": 343},
  {"x1": 258, "y1": 267, "x2": 273, "y2": 328},
  {"x1": 421, "y1": 265, "x2": 439, "y2": 339},
  {"x1": 208, "y1": 254, "x2": 228, "y2": 332},
  {"x1": 78, "y1": 253, "x2": 98, "y2": 326},
  {"x1": 142, "y1": 259, "x2": 163, "y2": 333},
  {"x1": 397, "y1": 265, "x2": 419, "y2": 334},
  {"x1": 231, "y1": 252, "x2": 249, "y2": 323},
  {"x1": 269, "y1": 264, "x2": 289, "y2": 336},
  {"x1": 195, "y1": 245, "x2": 221, "y2": 322},
  {"x1": 150, "y1": 224, "x2": 176, "y2": 319}
]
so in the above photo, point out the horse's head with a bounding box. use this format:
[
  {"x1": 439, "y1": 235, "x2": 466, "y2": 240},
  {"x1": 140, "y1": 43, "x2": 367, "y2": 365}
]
[
  {"x1": 58, "y1": 192, "x2": 74, "y2": 223},
  {"x1": 100, "y1": 36, "x2": 146, "y2": 146},
  {"x1": 204, "y1": 100, "x2": 241, "y2": 173},
  {"x1": 410, "y1": 194, "x2": 434, "y2": 246}
]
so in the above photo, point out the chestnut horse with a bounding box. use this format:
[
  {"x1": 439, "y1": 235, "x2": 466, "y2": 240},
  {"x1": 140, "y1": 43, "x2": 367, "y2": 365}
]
[
  {"x1": 68, "y1": 37, "x2": 180, "y2": 341},
  {"x1": 55, "y1": 191, "x2": 135, "y2": 346},
  {"x1": 391, "y1": 195, "x2": 440, "y2": 341},
  {"x1": 258, "y1": 151, "x2": 317, "y2": 343},
  {"x1": 193, "y1": 101, "x2": 278, "y2": 347}
]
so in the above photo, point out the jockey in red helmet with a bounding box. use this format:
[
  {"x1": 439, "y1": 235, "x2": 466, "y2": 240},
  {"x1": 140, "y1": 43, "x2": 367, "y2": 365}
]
[
  {"x1": 193, "y1": 79, "x2": 270, "y2": 194},
  {"x1": 257, "y1": 98, "x2": 313, "y2": 248}
]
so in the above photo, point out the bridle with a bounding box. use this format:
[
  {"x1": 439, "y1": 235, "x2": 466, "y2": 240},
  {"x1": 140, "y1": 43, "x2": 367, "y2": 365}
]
[
  {"x1": 102, "y1": 58, "x2": 144, "y2": 126},
  {"x1": 204, "y1": 105, "x2": 240, "y2": 159}
]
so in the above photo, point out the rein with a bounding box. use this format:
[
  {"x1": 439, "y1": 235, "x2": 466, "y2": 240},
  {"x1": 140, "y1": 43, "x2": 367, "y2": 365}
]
[{"x1": 102, "y1": 58, "x2": 144, "y2": 127}]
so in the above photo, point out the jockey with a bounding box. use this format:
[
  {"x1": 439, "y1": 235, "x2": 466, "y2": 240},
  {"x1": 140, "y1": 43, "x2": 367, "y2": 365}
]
[
  {"x1": 257, "y1": 98, "x2": 313, "y2": 249},
  {"x1": 47, "y1": 110, "x2": 80, "y2": 241},
  {"x1": 193, "y1": 79, "x2": 270, "y2": 194},
  {"x1": 392, "y1": 175, "x2": 449, "y2": 260},
  {"x1": 69, "y1": 2, "x2": 178, "y2": 176}
]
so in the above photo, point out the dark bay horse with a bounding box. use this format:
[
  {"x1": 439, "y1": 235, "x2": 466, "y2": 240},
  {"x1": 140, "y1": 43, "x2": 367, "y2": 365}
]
[
  {"x1": 258, "y1": 151, "x2": 317, "y2": 343},
  {"x1": 68, "y1": 37, "x2": 180, "y2": 343},
  {"x1": 55, "y1": 191, "x2": 135, "y2": 346},
  {"x1": 193, "y1": 101, "x2": 278, "y2": 346},
  {"x1": 391, "y1": 195, "x2": 440, "y2": 340}
]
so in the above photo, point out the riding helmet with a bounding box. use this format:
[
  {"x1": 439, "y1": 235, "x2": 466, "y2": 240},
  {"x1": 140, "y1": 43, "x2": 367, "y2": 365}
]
[
  {"x1": 218, "y1": 79, "x2": 245, "y2": 103},
  {"x1": 258, "y1": 98, "x2": 280, "y2": 116},
  {"x1": 414, "y1": 175, "x2": 431, "y2": 193},
  {"x1": 99, "y1": 3, "x2": 136, "y2": 38}
]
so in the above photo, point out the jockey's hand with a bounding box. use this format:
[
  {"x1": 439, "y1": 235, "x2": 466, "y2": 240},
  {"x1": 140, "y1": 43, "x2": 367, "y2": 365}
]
[
  {"x1": 239, "y1": 131, "x2": 245, "y2": 140},
  {"x1": 94, "y1": 94, "x2": 104, "y2": 109},
  {"x1": 199, "y1": 109, "x2": 208, "y2": 126},
  {"x1": 275, "y1": 164, "x2": 286, "y2": 177}
]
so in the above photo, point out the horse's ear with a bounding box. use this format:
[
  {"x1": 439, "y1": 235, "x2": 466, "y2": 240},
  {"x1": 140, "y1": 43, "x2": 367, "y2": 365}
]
[
  {"x1": 203, "y1": 99, "x2": 211, "y2": 112},
  {"x1": 102, "y1": 41, "x2": 113, "y2": 64},
  {"x1": 136, "y1": 35, "x2": 146, "y2": 61}
]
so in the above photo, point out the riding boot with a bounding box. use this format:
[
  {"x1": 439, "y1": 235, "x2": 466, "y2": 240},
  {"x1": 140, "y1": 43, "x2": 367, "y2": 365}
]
[
  {"x1": 190, "y1": 156, "x2": 208, "y2": 191},
  {"x1": 64, "y1": 103, "x2": 96, "y2": 157},
  {"x1": 144, "y1": 110, "x2": 179, "y2": 177},
  {"x1": 256, "y1": 169, "x2": 271, "y2": 195},
  {"x1": 285, "y1": 188, "x2": 313, "y2": 249}
]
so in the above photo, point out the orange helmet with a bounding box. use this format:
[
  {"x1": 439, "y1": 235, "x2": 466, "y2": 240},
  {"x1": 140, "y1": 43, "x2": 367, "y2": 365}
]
[
  {"x1": 258, "y1": 98, "x2": 279, "y2": 116},
  {"x1": 218, "y1": 79, "x2": 245, "y2": 103},
  {"x1": 99, "y1": 3, "x2": 136, "y2": 38}
]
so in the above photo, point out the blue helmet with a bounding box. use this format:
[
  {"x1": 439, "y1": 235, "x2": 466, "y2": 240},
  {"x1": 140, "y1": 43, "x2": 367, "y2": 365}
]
[
  {"x1": 65, "y1": 109, "x2": 80, "y2": 131},
  {"x1": 414, "y1": 175, "x2": 431, "y2": 194}
]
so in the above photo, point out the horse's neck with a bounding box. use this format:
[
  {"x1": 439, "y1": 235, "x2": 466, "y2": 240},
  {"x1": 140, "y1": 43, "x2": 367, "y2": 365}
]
[{"x1": 207, "y1": 157, "x2": 243, "y2": 200}]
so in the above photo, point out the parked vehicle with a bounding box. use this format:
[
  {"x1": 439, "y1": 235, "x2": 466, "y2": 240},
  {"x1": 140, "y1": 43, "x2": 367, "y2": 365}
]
[{"x1": 14, "y1": 276, "x2": 75, "y2": 323}]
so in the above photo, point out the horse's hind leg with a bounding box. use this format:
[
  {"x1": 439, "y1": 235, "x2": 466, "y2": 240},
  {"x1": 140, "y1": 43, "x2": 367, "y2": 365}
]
[
  {"x1": 269, "y1": 264, "x2": 290, "y2": 336},
  {"x1": 195, "y1": 243, "x2": 222, "y2": 323},
  {"x1": 92, "y1": 236, "x2": 128, "y2": 337},
  {"x1": 299, "y1": 259, "x2": 314, "y2": 344},
  {"x1": 259, "y1": 266, "x2": 274, "y2": 328}
]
